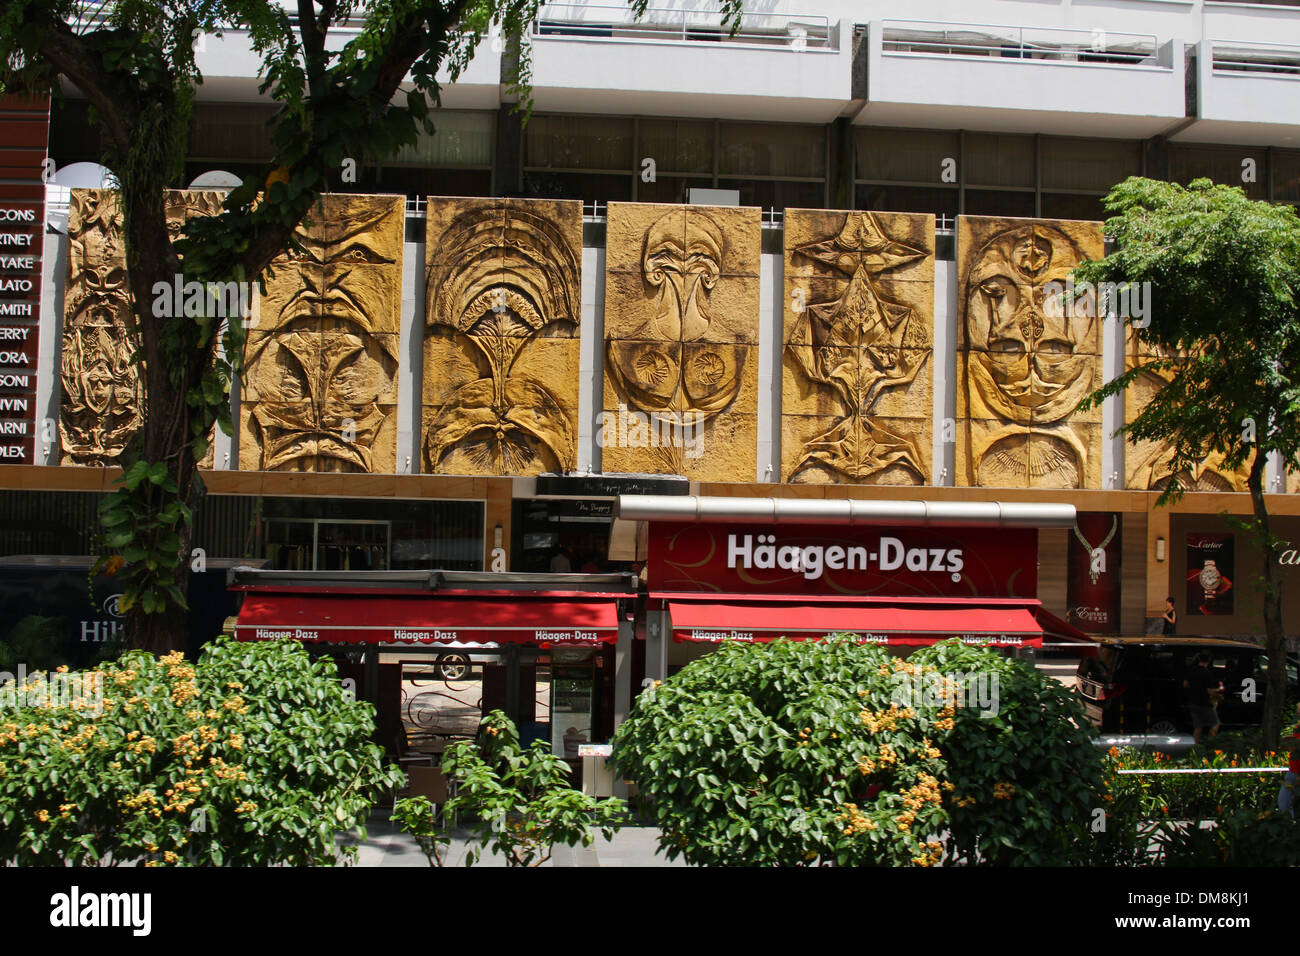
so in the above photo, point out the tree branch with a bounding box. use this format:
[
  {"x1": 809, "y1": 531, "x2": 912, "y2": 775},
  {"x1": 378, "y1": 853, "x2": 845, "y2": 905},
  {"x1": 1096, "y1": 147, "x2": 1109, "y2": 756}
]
[{"x1": 37, "y1": 21, "x2": 136, "y2": 158}]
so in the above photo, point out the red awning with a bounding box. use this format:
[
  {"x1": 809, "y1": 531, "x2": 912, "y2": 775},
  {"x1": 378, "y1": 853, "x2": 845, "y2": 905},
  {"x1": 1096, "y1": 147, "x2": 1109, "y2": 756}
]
[
  {"x1": 233, "y1": 592, "x2": 621, "y2": 646},
  {"x1": 662, "y1": 596, "x2": 1044, "y2": 647}
]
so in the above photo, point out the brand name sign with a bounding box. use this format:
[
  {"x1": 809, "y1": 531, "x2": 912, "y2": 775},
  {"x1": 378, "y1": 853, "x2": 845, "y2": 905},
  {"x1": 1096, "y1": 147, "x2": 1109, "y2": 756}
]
[{"x1": 649, "y1": 523, "x2": 1037, "y2": 598}]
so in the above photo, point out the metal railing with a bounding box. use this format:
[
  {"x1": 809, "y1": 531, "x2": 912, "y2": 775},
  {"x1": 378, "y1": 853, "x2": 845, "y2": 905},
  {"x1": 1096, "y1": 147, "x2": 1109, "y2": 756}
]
[
  {"x1": 533, "y1": 5, "x2": 834, "y2": 51},
  {"x1": 879, "y1": 19, "x2": 1161, "y2": 67},
  {"x1": 1211, "y1": 38, "x2": 1300, "y2": 77}
]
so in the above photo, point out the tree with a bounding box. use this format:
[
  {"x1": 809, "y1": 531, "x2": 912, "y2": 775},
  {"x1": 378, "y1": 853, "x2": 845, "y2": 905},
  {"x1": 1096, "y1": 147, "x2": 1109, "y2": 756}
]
[
  {"x1": 611, "y1": 636, "x2": 1101, "y2": 866},
  {"x1": 0, "y1": 636, "x2": 403, "y2": 865},
  {"x1": 1074, "y1": 177, "x2": 1300, "y2": 747},
  {"x1": 0, "y1": 0, "x2": 744, "y2": 652}
]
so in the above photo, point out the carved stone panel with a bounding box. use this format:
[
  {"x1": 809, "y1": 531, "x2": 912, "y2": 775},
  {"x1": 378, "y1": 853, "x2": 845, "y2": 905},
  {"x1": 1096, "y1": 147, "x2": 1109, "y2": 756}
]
[
  {"x1": 602, "y1": 202, "x2": 760, "y2": 481},
  {"x1": 1123, "y1": 334, "x2": 1247, "y2": 492},
  {"x1": 422, "y1": 198, "x2": 582, "y2": 475},
  {"x1": 782, "y1": 209, "x2": 934, "y2": 484},
  {"x1": 956, "y1": 216, "x2": 1103, "y2": 489},
  {"x1": 61, "y1": 188, "x2": 225, "y2": 466},
  {"x1": 240, "y1": 193, "x2": 403, "y2": 473}
]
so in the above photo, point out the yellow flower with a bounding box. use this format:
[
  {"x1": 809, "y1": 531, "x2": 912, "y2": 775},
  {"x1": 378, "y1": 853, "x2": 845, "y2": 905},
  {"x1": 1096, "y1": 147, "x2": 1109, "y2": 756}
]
[{"x1": 35, "y1": 809, "x2": 49, "y2": 823}]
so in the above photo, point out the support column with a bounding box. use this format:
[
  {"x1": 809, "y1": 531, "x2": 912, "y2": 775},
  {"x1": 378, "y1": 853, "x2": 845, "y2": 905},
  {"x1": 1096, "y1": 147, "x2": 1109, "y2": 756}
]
[
  {"x1": 644, "y1": 607, "x2": 668, "y2": 683},
  {"x1": 484, "y1": 476, "x2": 512, "y2": 570},
  {"x1": 1146, "y1": 503, "x2": 1172, "y2": 632}
]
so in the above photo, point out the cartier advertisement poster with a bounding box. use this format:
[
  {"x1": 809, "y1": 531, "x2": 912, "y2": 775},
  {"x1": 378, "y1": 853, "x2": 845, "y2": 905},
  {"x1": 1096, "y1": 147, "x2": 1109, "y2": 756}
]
[{"x1": 1186, "y1": 533, "x2": 1234, "y2": 616}]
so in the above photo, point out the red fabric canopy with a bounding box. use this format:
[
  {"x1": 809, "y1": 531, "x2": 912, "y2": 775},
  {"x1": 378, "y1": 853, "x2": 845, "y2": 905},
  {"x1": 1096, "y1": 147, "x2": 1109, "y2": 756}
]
[
  {"x1": 663, "y1": 596, "x2": 1044, "y2": 647},
  {"x1": 233, "y1": 592, "x2": 621, "y2": 646}
]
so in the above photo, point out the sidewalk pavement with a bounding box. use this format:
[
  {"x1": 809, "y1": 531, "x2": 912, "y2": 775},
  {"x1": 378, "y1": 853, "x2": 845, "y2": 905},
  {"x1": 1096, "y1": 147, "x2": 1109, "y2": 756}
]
[{"x1": 340, "y1": 814, "x2": 687, "y2": 867}]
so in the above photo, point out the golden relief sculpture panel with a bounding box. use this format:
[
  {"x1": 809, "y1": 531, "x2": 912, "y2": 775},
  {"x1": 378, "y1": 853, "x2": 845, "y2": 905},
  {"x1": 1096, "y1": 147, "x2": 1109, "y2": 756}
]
[
  {"x1": 61, "y1": 189, "x2": 225, "y2": 466},
  {"x1": 602, "y1": 202, "x2": 760, "y2": 481},
  {"x1": 422, "y1": 197, "x2": 582, "y2": 475},
  {"x1": 240, "y1": 193, "x2": 403, "y2": 473},
  {"x1": 956, "y1": 216, "x2": 1104, "y2": 489},
  {"x1": 1124, "y1": 333, "x2": 1247, "y2": 492},
  {"x1": 782, "y1": 209, "x2": 934, "y2": 484}
]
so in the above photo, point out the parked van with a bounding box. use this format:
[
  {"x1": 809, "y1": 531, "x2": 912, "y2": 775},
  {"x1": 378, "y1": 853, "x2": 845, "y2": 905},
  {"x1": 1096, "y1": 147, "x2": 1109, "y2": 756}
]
[{"x1": 1075, "y1": 636, "x2": 1298, "y2": 734}]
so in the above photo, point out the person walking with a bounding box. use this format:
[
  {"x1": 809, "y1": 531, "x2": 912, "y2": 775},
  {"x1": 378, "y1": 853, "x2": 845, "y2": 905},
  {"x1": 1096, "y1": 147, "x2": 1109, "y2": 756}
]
[
  {"x1": 1279, "y1": 701, "x2": 1300, "y2": 819},
  {"x1": 1162, "y1": 597, "x2": 1177, "y2": 635},
  {"x1": 1183, "y1": 651, "x2": 1224, "y2": 745}
]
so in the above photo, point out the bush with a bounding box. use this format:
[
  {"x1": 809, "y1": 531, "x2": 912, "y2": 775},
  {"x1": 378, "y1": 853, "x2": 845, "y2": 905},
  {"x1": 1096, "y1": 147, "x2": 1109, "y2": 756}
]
[
  {"x1": 909, "y1": 640, "x2": 1103, "y2": 865},
  {"x1": 394, "y1": 711, "x2": 626, "y2": 867},
  {"x1": 613, "y1": 636, "x2": 1101, "y2": 866},
  {"x1": 0, "y1": 636, "x2": 402, "y2": 865}
]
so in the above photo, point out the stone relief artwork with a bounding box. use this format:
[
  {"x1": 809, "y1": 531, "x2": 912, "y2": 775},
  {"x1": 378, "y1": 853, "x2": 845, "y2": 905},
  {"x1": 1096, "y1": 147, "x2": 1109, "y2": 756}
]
[
  {"x1": 957, "y1": 216, "x2": 1103, "y2": 489},
  {"x1": 602, "y1": 202, "x2": 760, "y2": 481},
  {"x1": 240, "y1": 193, "x2": 403, "y2": 473},
  {"x1": 61, "y1": 189, "x2": 224, "y2": 466},
  {"x1": 782, "y1": 209, "x2": 934, "y2": 484},
  {"x1": 1124, "y1": 334, "x2": 1247, "y2": 492},
  {"x1": 423, "y1": 197, "x2": 581, "y2": 475}
]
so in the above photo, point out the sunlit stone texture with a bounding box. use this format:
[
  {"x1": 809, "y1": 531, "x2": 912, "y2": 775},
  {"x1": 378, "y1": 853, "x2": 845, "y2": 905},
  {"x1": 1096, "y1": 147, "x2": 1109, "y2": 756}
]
[
  {"x1": 1124, "y1": 330, "x2": 1247, "y2": 492},
  {"x1": 602, "y1": 202, "x2": 760, "y2": 481},
  {"x1": 241, "y1": 194, "x2": 403, "y2": 473},
  {"x1": 61, "y1": 189, "x2": 225, "y2": 467},
  {"x1": 422, "y1": 197, "x2": 582, "y2": 476},
  {"x1": 956, "y1": 216, "x2": 1103, "y2": 489},
  {"x1": 782, "y1": 209, "x2": 934, "y2": 485}
]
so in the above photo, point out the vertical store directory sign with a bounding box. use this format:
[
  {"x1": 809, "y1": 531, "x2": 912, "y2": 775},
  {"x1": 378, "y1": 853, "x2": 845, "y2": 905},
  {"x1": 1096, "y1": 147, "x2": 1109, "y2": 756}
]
[{"x1": 0, "y1": 95, "x2": 48, "y2": 463}]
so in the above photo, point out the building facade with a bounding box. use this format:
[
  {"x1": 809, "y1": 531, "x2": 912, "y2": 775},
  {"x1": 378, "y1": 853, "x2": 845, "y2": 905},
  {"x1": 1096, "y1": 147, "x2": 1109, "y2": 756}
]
[{"x1": 5, "y1": 0, "x2": 1300, "y2": 759}]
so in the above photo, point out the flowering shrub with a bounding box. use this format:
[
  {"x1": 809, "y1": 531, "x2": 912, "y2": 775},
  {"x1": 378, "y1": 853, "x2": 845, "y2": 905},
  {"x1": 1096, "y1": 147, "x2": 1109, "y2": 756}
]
[
  {"x1": 394, "y1": 710, "x2": 626, "y2": 867},
  {"x1": 0, "y1": 637, "x2": 402, "y2": 865},
  {"x1": 612, "y1": 636, "x2": 1098, "y2": 866},
  {"x1": 909, "y1": 640, "x2": 1103, "y2": 866}
]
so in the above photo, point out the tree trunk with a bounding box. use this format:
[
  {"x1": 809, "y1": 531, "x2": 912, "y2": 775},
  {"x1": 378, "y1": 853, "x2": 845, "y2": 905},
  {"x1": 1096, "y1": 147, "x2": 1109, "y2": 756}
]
[
  {"x1": 119, "y1": 176, "x2": 206, "y2": 656},
  {"x1": 1247, "y1": 446, "x2": 1286, "y2": 748}
]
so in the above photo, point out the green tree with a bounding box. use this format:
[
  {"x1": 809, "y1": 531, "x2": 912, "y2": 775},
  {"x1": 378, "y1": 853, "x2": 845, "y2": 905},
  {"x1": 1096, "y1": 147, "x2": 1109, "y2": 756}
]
[
  {"x1": 0, "y1": 0, "x2": 744, "y2": 653},
  {"x1": 0, "y1": 637, "x2": 402, "y2": 865},
  {"x1": 394, "y1": 710, "x2": 625, "y2": 867},
  {"x1": 1074, "y1": 177, "x2": 1300, "y2": 747},
  {"x1": 612, "y1": 636, "x2": 1100, "y2": 866}
]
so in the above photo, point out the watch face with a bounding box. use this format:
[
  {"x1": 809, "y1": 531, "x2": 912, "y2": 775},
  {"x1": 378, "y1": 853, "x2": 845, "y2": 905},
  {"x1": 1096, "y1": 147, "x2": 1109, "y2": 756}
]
[{"x1": 1199, "y1": 561, "x2": 1221, "y2": 593}]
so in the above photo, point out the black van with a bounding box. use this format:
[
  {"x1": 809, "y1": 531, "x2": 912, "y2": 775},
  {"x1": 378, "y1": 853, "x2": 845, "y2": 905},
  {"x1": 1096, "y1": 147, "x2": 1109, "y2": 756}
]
[{"x1": 1075, "y1": 637, "x2": 1298, "y2": 734}]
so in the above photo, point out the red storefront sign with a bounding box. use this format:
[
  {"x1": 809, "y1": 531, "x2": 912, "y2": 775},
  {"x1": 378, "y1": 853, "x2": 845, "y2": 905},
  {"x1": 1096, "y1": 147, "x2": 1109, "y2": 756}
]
[
  {"x1": 0, "y1": 94, "x2": 48, "y2": 464},
  {"x1": 647, "y1": 522, "x2": 1039, "y2": 598}
]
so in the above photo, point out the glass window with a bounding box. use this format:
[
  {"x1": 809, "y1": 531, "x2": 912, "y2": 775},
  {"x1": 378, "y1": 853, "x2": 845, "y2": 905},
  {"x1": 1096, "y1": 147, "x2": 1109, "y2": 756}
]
[
  {"x1": 388, "y1": 111, "x2": 494, "y2": 168},
  {"x1": 855, "y1": 128, "x2": 959, "y2": 185},
  {"x1": 1041, "y1": 192, "x2": 1106, "y2": 222},
  {"x1": 637, "y1": 119, "x2": 714, "y2": 175},
  {"x1": 963, "y1": 189, "x2": 1036, "y2": 218},
  {"x1": 1040, "y1": 137, "x2": 1140, "y2": 192},
  {"x1": 1272, "y1": 149, "x2": 1300, "y2": 202},
  {"x1": 188, "y1": 104, "x2": 278, "y2": 162},
  {"x1": 378, "y1": 167, "x2": 492, "y2": 200},
  {"x1": 1169, "y1": 145, "x2": 1268, "y2": 200},
  {"x1": 715, "y1": 177, "x2": 824, "y2": 212},
  {"x1": 522, "y1": 171, "x2": 633, "y2": 203},
  {"x1": 718, "y1": 122, "x2": 825, "y2": 179},
  {"x1": 524, "y1": 115, "x2": 634, "y2": 171},
  {"x1": 856, "y1": 183, "x2": 957, "y2": 220},
  {"x1": 637, "y1": 175, "x2": 712, "y2": 204},
  {"x1": 964, "y1": 133, "x2": 1035, "y2": 188}
]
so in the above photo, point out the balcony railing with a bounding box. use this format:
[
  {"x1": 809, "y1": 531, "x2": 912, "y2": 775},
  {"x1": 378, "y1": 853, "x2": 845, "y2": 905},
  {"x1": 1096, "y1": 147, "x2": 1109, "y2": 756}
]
[
  {"x1": 1210, "y1": 39, "x2": 1300, "y2": 77},
  {"x1": 880, "y1": 19, "x2": 1160, "y2": 67},
  {"x1": 532, "y1": 5, "x2": 835, "y2": 52}
]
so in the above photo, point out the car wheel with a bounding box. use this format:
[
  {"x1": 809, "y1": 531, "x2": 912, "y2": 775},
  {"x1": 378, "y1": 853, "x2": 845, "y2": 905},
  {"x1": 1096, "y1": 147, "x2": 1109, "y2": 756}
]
[
  {"x1": 437, "y1": 654, "x2": 469, "y2": 681},
  {"x1": 1149, "y1": 719, "x2": 1178, "y2": 735}
]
